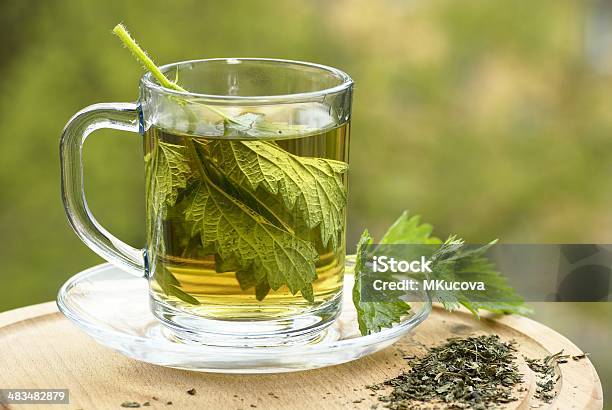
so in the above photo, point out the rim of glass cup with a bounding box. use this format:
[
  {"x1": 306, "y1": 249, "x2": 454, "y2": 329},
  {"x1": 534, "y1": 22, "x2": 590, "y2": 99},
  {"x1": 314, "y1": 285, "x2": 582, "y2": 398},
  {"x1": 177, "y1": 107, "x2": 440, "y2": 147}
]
[{"x1": 141, "y1": 58, "x2": 354, "y2": 105}]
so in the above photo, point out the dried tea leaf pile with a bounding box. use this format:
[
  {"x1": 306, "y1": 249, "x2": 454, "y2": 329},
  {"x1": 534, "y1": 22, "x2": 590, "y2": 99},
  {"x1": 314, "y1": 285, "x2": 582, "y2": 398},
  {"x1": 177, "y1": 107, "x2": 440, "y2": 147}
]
[
  {"x1": 372, "y1": 335, "x2": 523, "y2": 409},
  {"x1": 524, "y1": 350, "x2": 586, "y2": 403}
]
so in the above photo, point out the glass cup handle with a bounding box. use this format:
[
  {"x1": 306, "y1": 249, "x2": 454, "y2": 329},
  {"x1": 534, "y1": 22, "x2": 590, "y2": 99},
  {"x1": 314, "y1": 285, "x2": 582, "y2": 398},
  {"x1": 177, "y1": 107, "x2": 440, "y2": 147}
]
[{"x1": 60, "y1": 103, "x2": 145, "y2": 278}]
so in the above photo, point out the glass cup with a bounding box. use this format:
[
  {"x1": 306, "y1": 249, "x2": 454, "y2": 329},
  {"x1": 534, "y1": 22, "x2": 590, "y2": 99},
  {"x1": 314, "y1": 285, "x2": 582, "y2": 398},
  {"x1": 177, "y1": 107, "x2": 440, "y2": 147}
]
[{"x1": 60, "y1": 58, "x2": 353, "y2": 346}]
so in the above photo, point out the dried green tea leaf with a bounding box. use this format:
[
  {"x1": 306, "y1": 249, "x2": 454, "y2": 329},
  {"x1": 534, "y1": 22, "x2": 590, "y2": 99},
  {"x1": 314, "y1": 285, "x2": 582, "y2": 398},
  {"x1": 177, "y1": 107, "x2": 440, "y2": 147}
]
[
  {"x1": 525, "y1": 351, "x2": 563, "y2": 403},
  {"x1": 372, "y1": 335, "x2": 522, "y2": 408}
]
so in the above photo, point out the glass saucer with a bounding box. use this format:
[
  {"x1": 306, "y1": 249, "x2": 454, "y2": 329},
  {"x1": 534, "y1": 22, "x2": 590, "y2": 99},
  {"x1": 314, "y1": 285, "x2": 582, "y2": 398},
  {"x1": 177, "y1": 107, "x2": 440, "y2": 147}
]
[{"x1": 57, "y1": 260, "x2": 431, "y2": 373}]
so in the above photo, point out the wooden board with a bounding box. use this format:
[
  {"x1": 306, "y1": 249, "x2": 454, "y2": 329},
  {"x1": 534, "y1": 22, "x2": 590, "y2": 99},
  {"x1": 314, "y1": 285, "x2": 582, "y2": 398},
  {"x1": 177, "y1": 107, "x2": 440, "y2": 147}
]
[{"x1": 0, "y1": 302, "x2": 603, "y2": 410}]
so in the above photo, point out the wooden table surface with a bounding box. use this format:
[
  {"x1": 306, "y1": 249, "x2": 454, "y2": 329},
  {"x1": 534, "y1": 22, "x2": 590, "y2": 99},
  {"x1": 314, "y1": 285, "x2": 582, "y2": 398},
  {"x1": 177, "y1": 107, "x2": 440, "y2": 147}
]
[{"x1": 0, "y1": 302, "x2": 603, "y2": 410}]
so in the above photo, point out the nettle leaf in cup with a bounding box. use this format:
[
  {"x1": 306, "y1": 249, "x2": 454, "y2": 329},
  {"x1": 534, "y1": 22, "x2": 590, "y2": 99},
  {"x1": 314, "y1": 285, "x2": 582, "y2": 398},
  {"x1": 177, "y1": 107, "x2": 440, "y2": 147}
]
[
  {"x1": 201, "y1": 139, "x2": 348, "y2": 249},
  {"x1": 147, "y1": 142, "x2": 194, "y2": 213},
  {"x1": 182, "y1": 177, "x2": 320, "y2": 302}
]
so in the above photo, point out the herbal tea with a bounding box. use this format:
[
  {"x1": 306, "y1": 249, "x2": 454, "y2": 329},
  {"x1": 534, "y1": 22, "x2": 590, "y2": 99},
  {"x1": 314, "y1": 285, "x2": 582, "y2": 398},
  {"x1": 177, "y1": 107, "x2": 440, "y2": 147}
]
[{"x1": 144, "y1": 121, "x2": 349, "y2": 320}]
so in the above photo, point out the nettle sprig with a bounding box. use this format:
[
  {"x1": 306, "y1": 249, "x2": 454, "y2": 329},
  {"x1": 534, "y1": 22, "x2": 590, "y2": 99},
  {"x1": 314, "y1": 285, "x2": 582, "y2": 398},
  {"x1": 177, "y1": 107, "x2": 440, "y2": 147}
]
[
  {"x1": 113, "y1": 24, "x2": 347, "y2": 302},
  {"x1": 353, "y1": 212, "x2": 530, "y2": 335}
]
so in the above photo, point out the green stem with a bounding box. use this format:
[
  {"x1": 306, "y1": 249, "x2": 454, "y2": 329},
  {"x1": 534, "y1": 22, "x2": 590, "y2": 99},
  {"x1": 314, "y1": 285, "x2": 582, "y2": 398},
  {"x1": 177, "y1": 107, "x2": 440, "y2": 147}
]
[
  {"x1": 112, "y1": 23, "x2": 237, "y2": 123},
  {"x1": 113, "y1": 24, "x2": 185, "y2": 92}
]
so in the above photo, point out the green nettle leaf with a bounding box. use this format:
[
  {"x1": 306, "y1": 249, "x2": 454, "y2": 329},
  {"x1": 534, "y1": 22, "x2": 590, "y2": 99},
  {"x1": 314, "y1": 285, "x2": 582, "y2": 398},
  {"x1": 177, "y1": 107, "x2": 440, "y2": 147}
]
[
  {"x1": 234, "y1": 267, "x2": 273, "y2": 301},
  {"x1": 220, "y1": 112, "x2": 265, "y2": 137},
  {"x1": 157, "y1": 266, "x2": 201, "y2": 305},
  {"x1": 427, "y1": 238, "x2": 532, "y2": 316},
  {"x1": 219, "y1": 112, "x2": 311, "y2": 138},
  {"x1": 152, "y1": 142, "x2": 194, "y2": 212},
  {"x1": 353, "y1": 211, "x2": 530, "y2": 336},
  {"x1": 353, "y1": 230, "x2": 411, "y2": 335},
  {"x1": 183, "y1": 179, "x2": 319, "y2": 301},
  {"x1": 203, "y1": 139, "x2": 348, "y2": 249},
  {"x1": 380, "y1": 211, "x2": 441, "y2": 245}
]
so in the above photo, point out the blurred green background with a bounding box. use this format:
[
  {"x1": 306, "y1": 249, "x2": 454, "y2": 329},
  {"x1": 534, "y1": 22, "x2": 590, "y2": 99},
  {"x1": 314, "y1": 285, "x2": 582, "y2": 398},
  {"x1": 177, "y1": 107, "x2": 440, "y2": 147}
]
[{"x1": 0, "y1": 0, "x2": 610, "y2": 404}]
